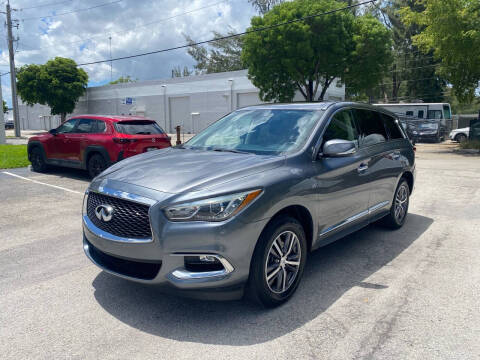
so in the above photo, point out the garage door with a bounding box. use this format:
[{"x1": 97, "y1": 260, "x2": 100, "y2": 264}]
[
  {"x1": 169, "y1": 96, "x2": 191, "y2": 133},
  {"x1": 237, "y1": 92, "x2": 262, "y2": 109}
]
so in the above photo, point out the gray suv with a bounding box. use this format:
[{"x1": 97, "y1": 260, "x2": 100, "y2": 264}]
[{"x1": 83, "y1": 102, "x2": 415, "y2": 307}]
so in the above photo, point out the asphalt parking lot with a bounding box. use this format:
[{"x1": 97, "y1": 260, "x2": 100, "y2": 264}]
[{"x1": 1, "y1": 142, "x2": 479, "y2": 359}]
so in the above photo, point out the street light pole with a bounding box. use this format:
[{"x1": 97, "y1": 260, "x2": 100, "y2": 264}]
[{"x1": 109, "y1": 36, "x2": 113, "y2": 82}]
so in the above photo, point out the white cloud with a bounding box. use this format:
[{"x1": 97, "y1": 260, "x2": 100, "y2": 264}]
[{"x1": 1, "y1": 0, "x2": 257, "y2": 105}]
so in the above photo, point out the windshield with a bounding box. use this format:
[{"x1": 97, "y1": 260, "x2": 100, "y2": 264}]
[
  {"x1": 115, "y1": 121, "x2": 165, "y2": 135},
  {"x1": 185, "y1": 109, "x2": 324, "y2": 155}
]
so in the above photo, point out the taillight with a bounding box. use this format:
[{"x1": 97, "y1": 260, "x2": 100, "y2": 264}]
[
  {"x1": 413, "y1": 146, "x2": 416, "y2": 152},
  {"x1": 113, "y1": 138, "x2": 137, "y2": 144}
]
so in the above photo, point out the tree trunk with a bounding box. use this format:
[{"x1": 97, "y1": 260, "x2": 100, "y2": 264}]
[
  {"x1": 61, "y1": 113, "x2": 66, "y2": 123},
  {"x1": 307, "y1": 80, "x2": 314, "y2": 101},
  {"x1": 318, "y1": 77, "x2": 332, "y2": 101}
]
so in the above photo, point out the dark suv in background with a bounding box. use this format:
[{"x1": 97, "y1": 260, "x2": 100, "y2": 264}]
[
  {"x1": 28, "y1": 115, "x2": 171, "y2": 178},
  {"x1": 82, "y1": 102, "x2": 415, "y2": 307}
]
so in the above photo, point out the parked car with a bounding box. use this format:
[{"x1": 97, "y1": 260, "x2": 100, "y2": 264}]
[
  {"x1": 82, "y1": 102, "x2": 415, "y2": 307},
  {"x1": 449, "y1": 127, "x2": 470, "y2": 142},
  {"x1": 4, "y1": 120, "x2": 14, "y2": 129},
  {"x1": 28, "y1": 115, "x2": 171, "y2": 178},
  {"x1": 405, "y1": 119, "x2": 445, "y2": 143}
]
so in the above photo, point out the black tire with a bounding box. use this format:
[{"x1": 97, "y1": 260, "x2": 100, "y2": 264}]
[
  {"x1": 455, "y1": 134, "x2": 467, "y2": 143},
  {"x1": 247, "y1": 215, "x2": 307, "y2": 308},
  {"x1": 87, "y1": 153, "x2": 107, "y2": 179},
  {"x1": 30, "y1": 147, "x2": 48, "y2": 172},
  {"x1": 379, "y1": 179, "x2": 410, "y2": 229}
]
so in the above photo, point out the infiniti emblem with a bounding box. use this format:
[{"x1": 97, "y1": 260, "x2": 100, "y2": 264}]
[{"x1": 95, "y1": 205, "x2": 114, "y2": 222}]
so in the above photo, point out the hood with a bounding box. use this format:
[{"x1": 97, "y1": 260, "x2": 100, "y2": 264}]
[
  {"x1": 452, "y1": 127, "x2": 470, "y2": 132},
  {"x1": 29, "y1": 132, "x2": 51, "y2": 142},
  {"x1": 99, "y1": 147, "x2": 284, "y2": 193}
]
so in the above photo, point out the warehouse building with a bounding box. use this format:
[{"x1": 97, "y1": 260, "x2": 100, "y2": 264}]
[{"x1": 18, "y1": 69, "x2": 345, "y2": 133}]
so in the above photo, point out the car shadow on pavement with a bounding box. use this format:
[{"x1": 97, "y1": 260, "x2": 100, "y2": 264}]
[
  {"x1": 41, "y1": 166, "x2": 91, "y2": 182},
  {"x1": 92, "y1": 213, "x2": 433, "y2": 346}
]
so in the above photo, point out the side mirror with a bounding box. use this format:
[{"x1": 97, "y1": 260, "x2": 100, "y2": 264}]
[
  {"x1": 321, "y1": 139, "x2": 357, "y2": 157},
  {"x1": 49, "y1": 128, "x2": 58, "y2": 136}
]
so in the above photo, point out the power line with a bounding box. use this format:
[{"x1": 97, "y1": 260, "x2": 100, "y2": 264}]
[
  {"x1": 77, "y1": 0, "x2": 376, "y2": 66},
  {"x1": 20, "y1": 0, "x2": 73, "y2": 11},
  {"x1": 20, "y1": 0, "x2": 122, "y2": 21}
]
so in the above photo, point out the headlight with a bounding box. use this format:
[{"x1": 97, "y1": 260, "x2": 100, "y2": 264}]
[
  {"x1": 83, "y1": 191, "x2": 89, "y2": 215},
  {"x1": 164, "y1": 189, "x2": 262, "y2": 222},
  {"x1": 412, "y1": 130, "x2": 418, "y2": 134}
]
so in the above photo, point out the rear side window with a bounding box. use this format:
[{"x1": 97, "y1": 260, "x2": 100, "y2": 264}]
[
  {"x1": 114, "y1": 121, "x2": 165, "y2": 135},
  {"x1": 323, "y1": 109, "x2": 358, "y2": 145},
  {"x1": 76, "y1": 118, "x2": 94, "y2": 133},
  {"x1": 406, "y1": 111, "x2": 414, "y2": 116},
  {"x1": 95, "y1": 120, "x2": 106, "y2": 133},
  {"x1": 353, "y1": 109, "x2": 387, "y2": 147},
  {"x1": 418, "y1": 110, "x2": 424, "y2": 118},
  {"x1": 382, "y1": 114, "x2": 404, "y2": 140}
]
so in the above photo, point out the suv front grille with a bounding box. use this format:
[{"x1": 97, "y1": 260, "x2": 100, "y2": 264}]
[{"x1": 87, "y1": 192, "x2": 152, "y2": 239}]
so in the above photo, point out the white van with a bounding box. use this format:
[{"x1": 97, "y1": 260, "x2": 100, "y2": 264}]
[{"x1": 373, "y1": 103, "x2": 452, "y2": 124}]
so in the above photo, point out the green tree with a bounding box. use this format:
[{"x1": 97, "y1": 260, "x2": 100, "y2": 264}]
[
  {"x1": 3, "y1": 100, "x2": 8, "y2": 114},
  {"x1": 242, "y1": 0, "x2": 391, "y2": 102},
  {"x1": 17, "y1": 57, "x2": 88, "y2": 122},
  {"x1": 400, "y1": 0, "x2": 480, "y2": 102},
  {"x1": 109, "y1": 75, "x2": 136, "y2": 85},
  {"x1": 344, "y1": 14, "x2": 392, "y2": 101},
  {"x1": 185, "y1": 29, "x2": 244, "y2": 74}
]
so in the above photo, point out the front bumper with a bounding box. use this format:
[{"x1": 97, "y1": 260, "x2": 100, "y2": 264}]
[{"x1": 82, "y1": 183, "x2": 269, "y2": 299}]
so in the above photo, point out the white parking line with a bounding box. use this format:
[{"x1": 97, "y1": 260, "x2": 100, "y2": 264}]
[{"x1": 1, "y1": 171, "x2": 84, "y2": 195}]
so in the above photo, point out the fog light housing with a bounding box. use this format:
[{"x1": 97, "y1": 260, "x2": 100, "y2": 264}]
[{"x1": 184, "y1": 255, "x2": 224, "y2": 272}]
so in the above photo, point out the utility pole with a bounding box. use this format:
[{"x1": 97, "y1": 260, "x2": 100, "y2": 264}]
[
  {"x1": 6, "y1": 0, "x2": 20, "y2": 137},
  {"x1": 0, "y1": 74, "x2": 5, "y2": 144}
]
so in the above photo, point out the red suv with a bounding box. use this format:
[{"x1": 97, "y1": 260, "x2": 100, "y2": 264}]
[{"x1": 28, "y1": 115, "x2": 171, "y2": 178}]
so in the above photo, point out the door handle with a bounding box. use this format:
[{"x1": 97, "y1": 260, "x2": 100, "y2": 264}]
[{"x1": 357, "y1": 163, "x2": 369, "y2": 173}]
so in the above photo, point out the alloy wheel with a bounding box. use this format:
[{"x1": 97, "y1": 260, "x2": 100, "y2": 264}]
[
  {"x1": 394, "y1": 184, "x2": 409, "y2": 223},
  {"x1": 265, "y1": 230, "x2": 301, "y2": 294}
]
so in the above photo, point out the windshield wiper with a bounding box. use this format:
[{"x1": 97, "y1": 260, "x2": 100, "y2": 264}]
[
  {"x1": 211, "y1": 148, "x2": 251, "y2": 154},
  {"x1": 136, "y1": 131, "x2": 151, "y2": 135}
]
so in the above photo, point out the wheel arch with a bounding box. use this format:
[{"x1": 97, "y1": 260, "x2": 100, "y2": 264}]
[
  {"x1": 401, "y1": 170, "x2": 414, "y2": 194},
  {"x1": 454, "y1": 132, "x2": 467, "y2": 141},
  {"x1": 260, "y1": 205, "x2": 314, "y2": 253},
  {"x1": 83, "y1": 146, "x2": 111, "y2": 170},
  {"x1": 27, "y1": 141, "x2": 46, "y2": 161}
]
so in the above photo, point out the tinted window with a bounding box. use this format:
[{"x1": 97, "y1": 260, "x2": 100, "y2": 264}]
[
  {"x1": 95, "y1": 120, "x2": 106, "y2": 133},
  {"x1": 382, "y1": 114, "x2": 404, "y2": 140},
  {"x1": 56, "y1": 119, "x2": 77, "y2": 134},
  {"x1": 406, "y1": 111, "x2": 414, "y2": 116},
  {"x1": 75, "y1": 118, "x2": 94, "y2": 133},
  {"x1": 323, "y1": 109, "x2": 358, "y2": 145},
  {"x1": 428, "y1": 110, "x2": 442, "y2": 119},
  {"x1": 186, "y1": 109, "x2": 323, "y2": 155},
  {"x1": 115, "y1": 121, "x2": 165, "y2": 135},
  {"x1": 443, "y1": 105, "x2": 451, "y2": 119},
  {"x1": 418, "y1": 110, "x2": 424, "y2": 118},
  {"x1": 354, "y1": 109, "x2": 387, "y2": 146}
]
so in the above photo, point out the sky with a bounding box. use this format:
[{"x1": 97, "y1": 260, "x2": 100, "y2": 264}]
[{"x1": 0, "y1": 0, "x2": 258, "y2": 106}]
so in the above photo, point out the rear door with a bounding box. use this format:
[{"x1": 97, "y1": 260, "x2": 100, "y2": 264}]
[
  {"x1": 354, "y1": 109, "x2": 401, "y2": 216},
  {"x1": 314, "y1": 108, "x2": 372, "y2": 240}
]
